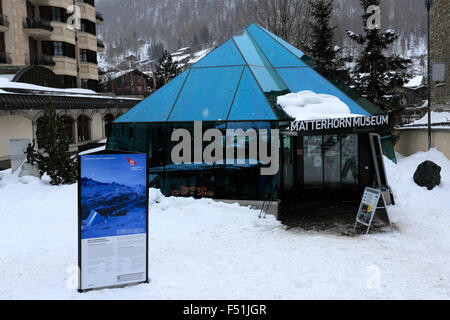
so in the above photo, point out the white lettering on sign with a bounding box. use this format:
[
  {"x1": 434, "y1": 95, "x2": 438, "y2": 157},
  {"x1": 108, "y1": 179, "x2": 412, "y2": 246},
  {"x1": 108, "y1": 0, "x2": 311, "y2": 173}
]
[{"x1": 290, "y1": 115, "x2": 388, "y2": 132}]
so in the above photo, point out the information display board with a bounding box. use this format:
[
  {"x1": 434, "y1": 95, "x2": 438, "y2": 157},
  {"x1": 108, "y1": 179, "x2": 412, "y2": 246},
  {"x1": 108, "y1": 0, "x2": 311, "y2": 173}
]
[
  {"x1": 78, "y1": 152, "x2": 148, "y2": 291},
  {"x1": 354, "y1": 187, "x2": 381, "y2": 233}
]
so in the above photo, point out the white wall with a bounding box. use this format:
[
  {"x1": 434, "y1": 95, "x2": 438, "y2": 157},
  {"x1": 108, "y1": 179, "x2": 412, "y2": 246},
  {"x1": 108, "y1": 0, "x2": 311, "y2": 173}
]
[
  {"x1": 395, "y1": 129, "x2": 450, "y2": 159},
  {"x1": 0, "y1": 115, "x2": 33, "y2": 159}
]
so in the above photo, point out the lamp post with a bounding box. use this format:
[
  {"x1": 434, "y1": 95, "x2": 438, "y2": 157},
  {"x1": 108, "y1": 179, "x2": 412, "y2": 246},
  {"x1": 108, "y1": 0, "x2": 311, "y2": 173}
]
[{"x1": 425, "y1": 0, "x2": 433, "y2": 150}]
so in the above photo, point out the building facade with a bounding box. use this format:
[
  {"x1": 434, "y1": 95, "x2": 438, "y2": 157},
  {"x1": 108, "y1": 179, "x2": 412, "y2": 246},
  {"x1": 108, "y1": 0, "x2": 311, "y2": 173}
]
[
  {"x1": 430, "y1": 0, "x2": 450, "y2": 110},
  {"x1": 0, "y1": 0, "x2": 103, "y2": 90},
  {"x1": 0, "y1": 88, "x2": 141, "y2": 166},
  {"x1": 107, "y1": 23, "x2": 394, "y2": 216},
  {"x1": 394, "y1": 0, "x2": 450, "y2": 159}
]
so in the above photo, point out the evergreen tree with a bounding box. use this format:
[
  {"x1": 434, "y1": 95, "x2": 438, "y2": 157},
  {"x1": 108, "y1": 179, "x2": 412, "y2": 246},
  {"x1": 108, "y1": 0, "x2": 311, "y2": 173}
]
[
  {"x1": 347, "y1": 0, "x2": 411, "y2": 132},
  {"x1": 36, "y1": 101, "x2": 78, "y2": 185},
  {"x1": 303, "y1": 0, "x2": 352, "y2": 82},
  {"x1": 155, "y1": 50, "x2": 180, "y2": 85}
]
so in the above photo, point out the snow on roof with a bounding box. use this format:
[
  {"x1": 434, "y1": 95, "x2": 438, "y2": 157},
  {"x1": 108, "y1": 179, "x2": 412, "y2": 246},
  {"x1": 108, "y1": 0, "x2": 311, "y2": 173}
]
[
  {"x1": 171, "y1": 54, "x2": 190, "y2": 62},
  {"x1": 108, "y1": 69, "x2": 135, "y2": 80},
  {"x1": 0, "y1": 74, "x2": 15, "y2": 81},
  {"x1": 0, "y1": 77, "x2": 98, "y2": 95},
  {"x1": 188, "y1": 48, "x2": 213, "y2": 64},
  {"x1": 405, "y1": 75, "x2": 424, "y2": 88},
  {"x1": 277, "y1": 90, "x2": 364, "y2": 121},
  {"x1": 173, "y1": 47, "x2": 190, "y2": 54},
  {"x1": 401, "y1": 111, "x2": 450, "y2": 129},
  {"x1": 0, "y1": 77, "x2": 141, "y2": 100}
]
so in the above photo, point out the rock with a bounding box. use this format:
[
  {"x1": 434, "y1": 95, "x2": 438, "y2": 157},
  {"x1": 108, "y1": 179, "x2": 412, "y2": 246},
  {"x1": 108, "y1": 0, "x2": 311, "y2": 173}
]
[
  {"x1": 413, "y1": 160, "x2": 441, "y2": 190},
  {"x1": 19, "y1": 163, "x2": 41, "y2": 178}
]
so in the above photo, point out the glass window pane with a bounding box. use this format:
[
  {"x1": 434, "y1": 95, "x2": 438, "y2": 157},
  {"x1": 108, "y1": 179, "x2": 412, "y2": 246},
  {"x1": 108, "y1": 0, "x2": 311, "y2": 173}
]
[
  {"x1": 169, "y1": 66, "x2": 243, "y2": 121},
  {"x1": 233, "y1": 31, "x2": 268, "y2": 67},
  {"x1": 303, "y1": 135, "x2": 323, "y2": 187},
  {"x1": 228, "y1": 67, "x2": 277, "y2": 120},
  {"x1": 116, "y1": 70, "x2": 190, "y2": 122},
  {"x1": 323, "y1": 135, "x2": 340, "y2": 187},
  {"x1": 192, "y1": 39, "x2": 245, "y2": 68},
  {"x1": 247, "y1": 24, "x2": 306, "y2": 67},
  {"x1": 341, "y1": 134, "x2": 358, "y2": 185},
  {"x1": 250, "y1": 65, "x2": 287, "y2": 94}
]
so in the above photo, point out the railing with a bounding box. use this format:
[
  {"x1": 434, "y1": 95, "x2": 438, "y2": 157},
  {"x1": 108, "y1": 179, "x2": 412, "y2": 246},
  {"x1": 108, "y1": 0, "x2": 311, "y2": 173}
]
[
  {"x1": 26, "y1": 53, "x2": 56, "y2": 67},
  {"x1": 23, "y1": 17, "x2": 54, "y2": 32},
  {"x1": 0, "y1": 14, "x2": 9, "y2": 27},
  {"x1": 95, "y1": 11, "x2": 104, "y2": 22},
  {"x1": 0, "y1": 52, "x2": 12, "y2": 64}
]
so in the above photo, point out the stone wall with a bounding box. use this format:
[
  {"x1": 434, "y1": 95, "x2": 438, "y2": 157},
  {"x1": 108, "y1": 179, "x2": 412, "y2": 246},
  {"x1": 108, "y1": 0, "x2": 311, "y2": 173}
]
[{"x1": 430, "y1": 0, "x2": 450, "y2": 110}]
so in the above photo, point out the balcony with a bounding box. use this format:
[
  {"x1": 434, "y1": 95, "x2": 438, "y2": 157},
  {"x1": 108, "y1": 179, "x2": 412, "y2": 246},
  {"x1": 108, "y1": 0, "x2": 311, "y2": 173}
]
[
  {"x1": 23, "y1": 17, "x2": 54, "y2": 37},
  {"x1": 27, "y1": 53, "x2": 56, "y2": 67},
  {"x1": 96, "y1": 11, "x2": 103, "y2": 24},
  {"x1": 0, "y1": 15, "x2": 9, "y2": 32},
  {"x1": 0, "y1": 52, "x2": 12, "y2": 65},
  {"x1": 97, "y1": 39, "x2": 105, "y2": 52}
]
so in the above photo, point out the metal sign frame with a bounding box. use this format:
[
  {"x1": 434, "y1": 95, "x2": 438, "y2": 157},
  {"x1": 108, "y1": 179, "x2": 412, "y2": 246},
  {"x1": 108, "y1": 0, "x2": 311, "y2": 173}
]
[{"x1": 77, "y1": 150, "x2": 149, "y2": 292}]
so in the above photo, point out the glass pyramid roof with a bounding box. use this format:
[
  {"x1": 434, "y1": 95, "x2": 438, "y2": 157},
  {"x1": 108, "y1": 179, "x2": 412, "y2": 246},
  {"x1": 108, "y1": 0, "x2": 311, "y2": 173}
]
[{"x1": 115, "y1": 23, "x2": 381, "y2": 123}]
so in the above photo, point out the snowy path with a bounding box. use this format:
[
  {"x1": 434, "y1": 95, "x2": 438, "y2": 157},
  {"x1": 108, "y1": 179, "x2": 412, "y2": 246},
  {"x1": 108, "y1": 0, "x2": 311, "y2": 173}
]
[{"x1": 0, "y1": 149, "x2": 449, "y2": 299}]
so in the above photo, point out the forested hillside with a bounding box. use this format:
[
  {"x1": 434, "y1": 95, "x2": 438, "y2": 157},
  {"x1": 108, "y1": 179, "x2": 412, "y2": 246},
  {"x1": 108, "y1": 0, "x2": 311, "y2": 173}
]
[{"x1": 97, "y1": 0, "x2": 427, "y2": 73}]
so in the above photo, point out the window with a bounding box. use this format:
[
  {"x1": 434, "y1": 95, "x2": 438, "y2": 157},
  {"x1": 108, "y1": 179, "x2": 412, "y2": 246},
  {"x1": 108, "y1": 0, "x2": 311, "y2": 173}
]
[
  {"x1": 81, "y1": 79, "x2": 89, "y2": 89},
  {"x1": 52, "y1": 7, "x2": 60, "y2": 21},
  {"x1": 80, "y1": 49, "x2": 87, "y2": 62},
  {"x1": 80, "y1": 49, "x2": 97, "y2": 64},
  {"x1": 104, "y1": 114, "x2": 115, "y2": 138},
  {"x1": 54, "y1": 42, "x2": 63, "y2": 56},
  {"x1": 303, "y1": 134, "x2": 359, "y2": 189},
  {"x1": 77, "y1": 115, "x2": 91, "y2": 142},
  {"x1": 80, "y1": 19, "x2": 96, "y2": 35},
  {"x1": 61, "y1": 116, "x2": 75, "y2": 143}
]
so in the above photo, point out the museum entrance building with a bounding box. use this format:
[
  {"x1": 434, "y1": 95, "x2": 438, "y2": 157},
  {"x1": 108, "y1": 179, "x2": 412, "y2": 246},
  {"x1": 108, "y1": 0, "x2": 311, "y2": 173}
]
[{"x1": 106, "y1": 23, "x2": 394, "y2": 216}]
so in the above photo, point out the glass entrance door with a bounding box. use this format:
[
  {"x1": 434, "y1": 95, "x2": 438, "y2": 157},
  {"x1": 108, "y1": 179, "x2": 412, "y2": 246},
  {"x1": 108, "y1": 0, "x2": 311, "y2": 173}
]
[
  {"x1": 302, "y1": 134, "x2": 358, "y2": 190},
  {"x1": 303, "y1": 136, "x2": 323, "y2": 188},
  {"x1": 323, "y1": 135, "x2": 340, "y2": 188}
]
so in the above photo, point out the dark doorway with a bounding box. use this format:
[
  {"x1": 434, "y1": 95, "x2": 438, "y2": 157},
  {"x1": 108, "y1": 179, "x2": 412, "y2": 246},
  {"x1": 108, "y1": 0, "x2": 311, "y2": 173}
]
[
  {"x1": 77, "y1": 115, "x2": 91, "y2": 142},
  {"x1": 104, "y1": 113, "x2": 115, "y2": 138}
]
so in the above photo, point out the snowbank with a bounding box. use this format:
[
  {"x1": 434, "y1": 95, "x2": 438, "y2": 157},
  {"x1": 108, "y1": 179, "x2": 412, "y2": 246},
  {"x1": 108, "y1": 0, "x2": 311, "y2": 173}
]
[
  {"x1": 0, "y1": 150, "x2": 449, "y2": 299},
  {"x1": 277, "y1": 90, "x2": 363, "y2": 121}
]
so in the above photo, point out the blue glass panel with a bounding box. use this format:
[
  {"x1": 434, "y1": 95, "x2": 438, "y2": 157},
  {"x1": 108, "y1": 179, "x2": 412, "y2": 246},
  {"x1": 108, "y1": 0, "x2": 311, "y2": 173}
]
[
  {"x1": 233, "y1": 31, "x2": 267, "y2": 66},
  {"x1": 275, "y1": 67, "x2": 371, "y2": 116},
  {"x1": 168, "y1": 66, "x2": 243, "y2": 121},
  {"x1": 250, "y1": 65, "x2": 287, "y2": 93},
  {"x1": 250, "y1": 24, "x2": 305, "y2": 60},
  {"x1": 228, "y1": 67, "x2": 277, "y2": 120},
  {"x1": 115, "y1": 70, "x2": 190, "y2": 122},
  {"x1": 192, "y1": 39, "x2": 245, "y2": 67},
  {"x1": 247, "y1": 24, "x2": 306, "y2": 68}
]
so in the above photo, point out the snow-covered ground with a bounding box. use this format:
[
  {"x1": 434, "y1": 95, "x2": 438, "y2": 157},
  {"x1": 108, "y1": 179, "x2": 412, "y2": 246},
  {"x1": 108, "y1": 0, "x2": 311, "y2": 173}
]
[{"x1": 0, "y1": 149, "x2": 449, "y2": 299}]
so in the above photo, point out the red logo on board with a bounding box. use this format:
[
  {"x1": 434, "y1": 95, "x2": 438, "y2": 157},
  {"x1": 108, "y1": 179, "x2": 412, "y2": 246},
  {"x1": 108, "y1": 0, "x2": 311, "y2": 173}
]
[{"x1": 126, "y1": 157, "x2": 136, "y2": 167}]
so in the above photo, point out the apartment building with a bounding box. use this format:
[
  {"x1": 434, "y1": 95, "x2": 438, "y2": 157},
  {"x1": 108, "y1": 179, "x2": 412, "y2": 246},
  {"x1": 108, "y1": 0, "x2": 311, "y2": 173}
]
[{"x1": 0, "y1": 0, "x2": 104, "y2": 90}]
